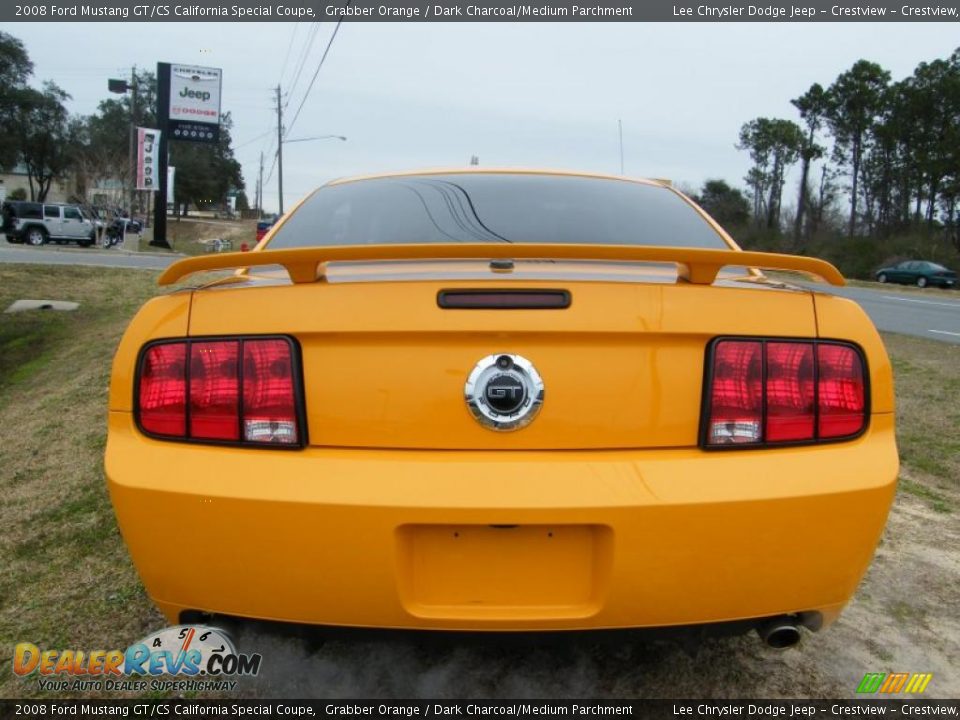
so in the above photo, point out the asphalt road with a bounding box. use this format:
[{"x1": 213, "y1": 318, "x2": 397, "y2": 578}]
[
  {"x1": 797, "y1": 281, "x2": 960, "y2": 345},
  {"x1": 0, "y1": 238, "x2": 178, "y2": 272},
  {"x1": 2, "y1": 239, "x2": 958, "y2": 344}
]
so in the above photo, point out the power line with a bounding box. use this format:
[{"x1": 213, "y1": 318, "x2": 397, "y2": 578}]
[
  {"x1": 285, "y1": 22, "x2": 322, "y2": 110},
  {"x1": 264, "y1": 88, "x2": 282, "y2": 187},
  {"x1": 264, "y1": 154, "x2": 279, "y2": 186},
  {"x1": 278, "y1": 22, "x2": 300, "y2": 88},
  {"x1": 233, "y1": 129, "x2": 273, "y2": 150},
  {"x1": 259, "y1": 15, "x2": 337, "y2": 208},
  {"x1": 284, "y1": 13, "x2": 347, "y2": 139},
  {"x1": 257, "y1": 85, "x2": 280, "y2": 181}
]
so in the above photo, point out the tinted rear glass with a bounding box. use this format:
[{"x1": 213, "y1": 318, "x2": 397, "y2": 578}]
[
  {"x1": 14, "y1": 203, "x2": 43, "y2": 220},
  {"x1": 267, "y1": 174, "x2": 728, "y2": 250}
]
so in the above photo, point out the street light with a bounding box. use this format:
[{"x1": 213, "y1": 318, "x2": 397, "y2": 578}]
[
  {"x1": 284, "y1": 135, "x2": 347, "y2": 144},
  {"x1": 108, "y1": 69, "x2": 139, "y2": 218},
  {"x1": 277, "y1": 134, "x2": 346, "y2": 215}
]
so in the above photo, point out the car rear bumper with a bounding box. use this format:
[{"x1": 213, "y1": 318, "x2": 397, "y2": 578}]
[{"x1": 106, "y1": 411, "x2": 897, "y2": 631}]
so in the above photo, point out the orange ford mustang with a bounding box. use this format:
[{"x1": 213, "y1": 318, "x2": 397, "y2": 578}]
[{"x1": 106, "y1": 169, "x2": 898, "y2": 648}]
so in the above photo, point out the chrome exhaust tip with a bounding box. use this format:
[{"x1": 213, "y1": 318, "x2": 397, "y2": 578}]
[{"x1": 757, "y1": 617, "x2": 802, "y2": 649}]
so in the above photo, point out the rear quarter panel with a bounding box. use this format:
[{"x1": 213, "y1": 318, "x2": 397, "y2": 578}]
[{"x1": 814, "y1": 292, "x2": 894, "y2": 415}]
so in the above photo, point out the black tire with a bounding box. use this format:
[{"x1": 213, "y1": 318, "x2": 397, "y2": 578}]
[
  {"x1": 917, "y1": 276, "x2": 928, "y2": 288},
  {"x1": 877, "y1": 273, "x2": 887, "y2": 283},
  {"x1": 25, "y1": 226, "x2": 46, "y2": 246},
  {"x1": 79, "y1": 234, "x2": 95, "y2": 248}
]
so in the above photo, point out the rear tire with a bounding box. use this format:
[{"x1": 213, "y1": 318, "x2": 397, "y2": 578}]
[
  {"x1": 877, "y1": 273, "x2": 887, "y2": 283},
  {"x1": 917, "y1": 276, "x2": 928, "y2": 288},
  {"x1": 26, "y1": 227, "x2": 46, "y2": 246}
]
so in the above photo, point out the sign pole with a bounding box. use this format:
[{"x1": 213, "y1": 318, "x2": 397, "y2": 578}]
[
  {"x1": 152, "y1": 62, "x2": 171, "y2": 249},
  {"x1": 129, "y1": 65, "x2": 137, "y2": 220}
]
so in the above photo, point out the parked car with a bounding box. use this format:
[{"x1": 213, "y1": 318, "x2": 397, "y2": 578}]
[
  {"x1": 89, "y1": 206, "x2": 143, "y2": 234},
  {"x1": 107, "y1": 169, "x2": 897, "y2": 648},
  {"x1": 109, "y1": 208, "x2": 143, "y2": 234},
  {"x1": 2, "y1": 200, "x2": 97, "y2": 247},
  {"x1": 875, "y1": 260, "x2": 956, "y2": 288},
  {"x1": 255, "y1": 217, "x2": 276, "y2": 242}
]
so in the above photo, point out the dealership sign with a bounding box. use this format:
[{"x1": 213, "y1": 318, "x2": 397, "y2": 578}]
[
  {"x1": 136, "y1": 128, "x2": 160, "y2": 191},
  {"x1": 168, "y1": 64, "x2": 222, "y2": 143}
]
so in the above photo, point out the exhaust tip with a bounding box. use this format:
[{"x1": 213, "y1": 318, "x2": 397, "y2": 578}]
[{"x1": 757, "y1": 618, "x2": 802, "y2": 649}]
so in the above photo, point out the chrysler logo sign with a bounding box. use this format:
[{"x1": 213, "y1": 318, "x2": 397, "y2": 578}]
[{"x1": 465, "y1": 354, "x2": 544, "y2": 431}]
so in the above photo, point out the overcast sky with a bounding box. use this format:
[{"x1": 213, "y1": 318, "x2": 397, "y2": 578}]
[{"x1": 10, "y1": 22, "x2": 960, "y2": 212}]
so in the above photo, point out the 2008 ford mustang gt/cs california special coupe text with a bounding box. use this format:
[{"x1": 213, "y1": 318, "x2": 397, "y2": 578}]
[{"x1": 106, "y1": 169, "x2": 898, "y2": 648}]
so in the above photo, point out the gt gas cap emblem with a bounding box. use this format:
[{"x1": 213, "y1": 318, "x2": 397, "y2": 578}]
[{"x1": 465, "y1": 354, "x2": 544, "y2": 431}]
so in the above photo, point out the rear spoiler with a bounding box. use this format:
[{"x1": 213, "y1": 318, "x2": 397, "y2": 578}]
[{"x1": 157, "y1": 243, "x2": 845, "y2": 287}]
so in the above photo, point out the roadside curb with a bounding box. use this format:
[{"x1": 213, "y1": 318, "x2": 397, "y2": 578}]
[
  {"x1": 0, "y1": 241, "x2": 184, "y2": 259},
  {"x1": 118, "y1": 249, "x2": 186, "y2": 258}
]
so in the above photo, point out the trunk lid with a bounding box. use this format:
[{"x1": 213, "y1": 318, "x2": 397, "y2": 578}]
[{"x1": 186, "y1": 261, "x2": 817, "y2": 450}]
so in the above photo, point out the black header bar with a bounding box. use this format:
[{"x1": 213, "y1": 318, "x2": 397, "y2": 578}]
[
  {"x1": 1, "y1": 699, "x2": 959, "y2": 719},
  {"x1": 4, "y1": 0, "x2": 960, "y2": 22}
]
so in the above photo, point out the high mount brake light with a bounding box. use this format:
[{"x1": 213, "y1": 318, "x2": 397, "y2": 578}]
[
  {"x1": 703, "y1": 338, "x2": 866, "y2": 448},
  {"x1": 137, "y1": 337, "x2": 303, "y2": 447}
]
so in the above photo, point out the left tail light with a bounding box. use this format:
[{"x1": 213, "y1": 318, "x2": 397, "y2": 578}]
[{"x1": 136, "y1": 336, "x2": 304, "y2": 447}]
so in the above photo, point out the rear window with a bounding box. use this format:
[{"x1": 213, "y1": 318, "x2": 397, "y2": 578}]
[
  {"x1": 267, "y1": 174, "x2": 728, "y2": 250},
  {"x1": 14, "y1": 202, "x2": 43, "y2": 220}
]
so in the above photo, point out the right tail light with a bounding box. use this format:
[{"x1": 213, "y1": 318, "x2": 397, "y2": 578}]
[{"x1": 702, "y1": 338, "x2": 867, "y2": 448}]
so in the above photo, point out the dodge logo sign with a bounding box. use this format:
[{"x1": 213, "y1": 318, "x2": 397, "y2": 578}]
[{"x1": 465, "y1": 354, "x2": 544, "y2": 431}]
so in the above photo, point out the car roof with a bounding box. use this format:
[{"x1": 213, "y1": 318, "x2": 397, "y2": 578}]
[
  {"x1": 4, "y1": 200, "x2": 79, "y2": 207},
  {"x1": 325, "y1": 167, "x2": 672, "y2": 189}
]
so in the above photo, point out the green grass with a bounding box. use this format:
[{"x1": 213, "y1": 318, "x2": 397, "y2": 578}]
[
  {"x1": 135, "y1": 218, "x2": 257, "y2": 256},
  {"x1": 0, "y1": 264, "x2": 167, "y2": 699},
  {"x1": 898, "y1": 478, "x2": 952, "y2": 514},
  {"x1": 885, "y1": 336, "x2": 960, "y2": 513}
]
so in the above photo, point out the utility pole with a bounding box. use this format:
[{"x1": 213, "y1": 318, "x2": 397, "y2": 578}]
[
  {"x1": 276, "y1": 85, "x2": 284, "y2": 216},
  {"x1": 257, "y1": 151, "x2": 264, "y2": 219},
  {"x1": 129, "y1": 65, "x2": 138, "y2": 215}
]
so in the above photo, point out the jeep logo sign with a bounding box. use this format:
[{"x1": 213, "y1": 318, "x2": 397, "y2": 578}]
[
  {"x1": 168, "y1": 64, "x2": 222, "y2": 129},
  {"x1": 179, "y1": 87, "x2": 212, "y2": 102}
]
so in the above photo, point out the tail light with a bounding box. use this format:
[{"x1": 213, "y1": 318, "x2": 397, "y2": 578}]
[
  {"x1": 137, "y1": 336, "x2": 303, "y2": 447},
  {"x1": 702, "y1": 338, "x2": 866, "y2": 448}
]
